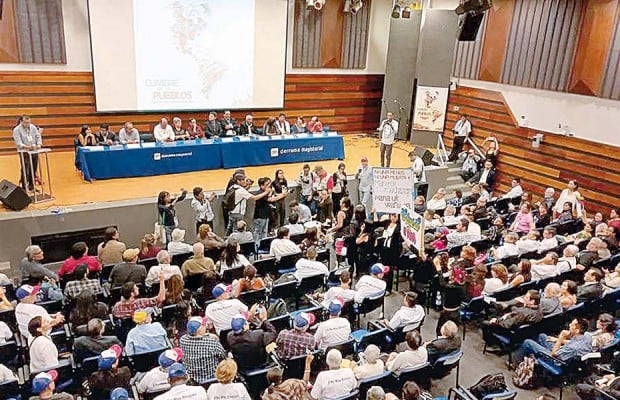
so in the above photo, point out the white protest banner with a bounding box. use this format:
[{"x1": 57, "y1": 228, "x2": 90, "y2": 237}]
[
  {"x1": 372, "y1": 168, "x2": 414, "y2": 214},
  {"x1": 412, "y1": 86, "x2": 449, "y2": 132},
  {"x1": 400, "y1": 207, "x2": 424, "y2": 251}
]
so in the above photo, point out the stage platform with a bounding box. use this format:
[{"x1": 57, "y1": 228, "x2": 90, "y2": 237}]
[{"x1": 0, "y1": 135, "x2": 415, "y2": 212}]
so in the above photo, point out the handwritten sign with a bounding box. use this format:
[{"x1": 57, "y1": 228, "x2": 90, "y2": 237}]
[
  {"x1": 372, "y1": 168, "x2": 414, "y2": 213},
  {"x1": 401, "y1": 207, "x2": 424, "y2": 251}
]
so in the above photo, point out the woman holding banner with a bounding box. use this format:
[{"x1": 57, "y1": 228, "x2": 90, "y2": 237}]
[{"x1": 379, "y1": 213, "x2": 401, "y2": 295}]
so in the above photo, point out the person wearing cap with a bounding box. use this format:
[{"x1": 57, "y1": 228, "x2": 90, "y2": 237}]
[
  {"x1": 310, "y1": 349, "x2": 357, "y2": 400},
  {"x1": 226, "y1": 172, "x2": 271, "y2": 236},
  {"x1": 109, "y1": 248, "x2": 147, "y2": 288},
  {"x1": 293, "y1": 246, "x2": 329, "y2": 281},
  {"x1": 205, "y1": 283, "x2": 248, "y2": 334},
  {"x1": 112, "y1": 271, "x2": 166, "y2": 319},
  {"x1": 28, "y1": 316, "x2": 60, "y2": 372},
  {"x1": 73, "y1": 318, "x2": 122, "y2": 362},
  {"x1": 153, "y1": 362, "x2": 207, "y2": 400},
  {"x1": 88, "y1": 345, "x2": 131, "y2": 400},
  {"x1": 227, "y1": 306, "x2": 277, "y2": 371},
  {"x1": 136, "y1": 348, "x2": 183, "y2": 394},
  {"x1": 167, "y1": 228, "x2": 193, "y2": 255},
  {"x1": 267, "y1": 226, "x2": 302, "y2": 261},
  {"x1": 15, "y1": 284, "x2": 64, "y2": 339},
  {"x1": 352, "y1": 344, "x2": 384, "y2": 380},
  {"x1": 383, "y1": 291, "x2": 425, "y2": 330},
  {"x1": 180, "y1": 316, "x2": 226, "y2": 384},
  {"x1": 354, "y1": 264, "x2": 388, "y2": 303},
  {"x1": 63, "y1": 263, "x2": 103, "y2": 300},
  {"x1": 206, "y1": 359, "x2": 251, "y2": 400},
  {"x1": 125, "y1": 308, "x2": 168, "y2": 355},
  {"x1": 275, "y1": 312, "x2": 316, "y2": 360},
  {"x1": 145, "y1": 250, "x2": 183, "y2": 288},
  {"x1": 30, "y1": 370, "x2": 73, "y2": 400},
  {"x1": 181, "y1": 242, "x2": 216, "y2": 278},
  {"x1": 314, "y1": 298, "x2": 352, "y2": 350},
  {"x1": 110, "y1": 388, "x2": 130, "y2": 400},
  {"x1": 21, "y1": 245, "x2": 58, "y2": 284},
  {"x1": 321, "y1": 271, "x2": 356, "y2": 307},
  {"x1": 58, "y1": 241, "x2": 101, "y2": 277}
]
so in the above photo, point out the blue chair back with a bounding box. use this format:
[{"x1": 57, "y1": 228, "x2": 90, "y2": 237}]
[
  {"x1": 482, "y1": 390, "x2": 518, "y2": 400},
  {"x1": 358, "y1": 370, "x2": 396, "y2": 400}
]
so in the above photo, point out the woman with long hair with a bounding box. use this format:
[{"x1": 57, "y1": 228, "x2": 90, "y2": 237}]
[
  {"x1": 329, "y1": 197, "x2": 353, "y2": 239},
  {"x1": 164, "y1": 274, "x2": 185, "y2": 306},
  {"x1": 559, "y1": 280, "x2": 578, "y2": 309},
  {"x1": 356, "y1": 220, "x2": 377, "y2": 277},
  {"x1": 481, "y1": 136, "x2": 499, "y2": 165},
  {"x1": 157, "y1": 189, "x2": 187, "y2": 244},
  {"x1": 329, "y1": 163, "x2": 348, "y2": 214},
  {"x1": 271, "y1": 169, "x2": 289, "y2": 229},
  {"x1": 217, "y1": 239, "x2": 251, "y2": 272},
  {"x1": 197, "y1": 224, "x2": 225, "y2": 250},
  {"x1": 139, "y1": 233, "x2": 161, "y2": 260},
  {"x1": 509, "y1": 259, "x2": 531, "y2": 287},
  {"x1": 77, "y1": 125, "x2": 97, "y2": 147},
  {"x1": 69, "y1": 289, "x2": 109, "y2": 328},
  {"x1": 97, "y1": 227, "x2": 126, "y2": 264},
  {"x1": 233, "y1": 265, "x2": 265, "y2": 297},
  {"x1": 553, "y1": 179, "x2": 582, "y2": 218},
  {"x1": 483, "y1": 264, "x2": 508, "y2": 295},
  {"x1": 263, "y1": 117, "x2": 278, "y2": 136},
  {"x1": 535, "y1": 203, "x2": 552, "y2": 228},
  {"x1": 299, "y1": 227, "x2": 325, "y2": 255},
  {"x1": 380, "y1": 213, "x2": 401, "y2": 294}
]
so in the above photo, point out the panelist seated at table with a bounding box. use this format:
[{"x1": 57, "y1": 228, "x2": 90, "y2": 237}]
[
  {"x1": 204, "y1": 111, "x2": 223, "y2": 138},
  {"x1": 172, "y1": 117, "x2": 190, "y2": 140},
  {"x1": 154, "y1": 118, "x2": 175, "y2": 142},
  {"x1": 187, "y1": 118, "x2": 205, "y2": 139},
  {"x1": 238, "y1": 115, "x2": 257, "y2": 136},
  {"x1": 77, "y1": 125, "x2": 97, "y2": 146},
  {"x1": 118, "y1": 122, "x2": 140, "y2": 144},
  {"x1": 219, "y1": 110, "x2": 238, "y2": 136},
  {"x1": 275, "y1": 113, "x2": 291, "y2": 135},
  {"x1": 95, "y1": 124, "x2": 117, "y2": 146},
  {"x1": 307, "y1": 116, "x2": 324, "y2": 133},
  {"x1": 263, "y1": 117, "x2": 279, "y2": 136},
  {"x1": 291, "y1": 116, "x2": 306, "y2": 134}
]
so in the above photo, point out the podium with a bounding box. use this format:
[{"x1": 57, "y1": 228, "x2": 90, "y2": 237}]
[{"x1": 18, "y1": 148, "x2": 54, "y2": 203}]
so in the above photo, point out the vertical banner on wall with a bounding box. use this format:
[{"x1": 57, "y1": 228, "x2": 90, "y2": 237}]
[
  {"x1": 412, "y1": 86, "x2": 449, "y2": 132},
  {"x1": 372, "y1": 168, "x2": 414, "y2": 213},
  {"x1": 400, "y1": 207, "x2": 424, "y2": 251}
]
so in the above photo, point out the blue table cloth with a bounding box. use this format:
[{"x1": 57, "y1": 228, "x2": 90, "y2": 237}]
[
  {"x1": 220, "y1": 132, "x2": 345, "y2": 169},
  {"x1": 77, "y1": 140, "x2": 223, "y2": 181}
]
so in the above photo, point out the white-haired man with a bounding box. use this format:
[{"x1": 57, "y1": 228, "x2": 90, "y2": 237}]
[
  {"x1": 145, "y1": 250, "x2": 183, "y2": 287},
  {"x1": 154, "y1": 118, "x2": 175, "y2": 142},
  {"x1": 310, "y1": 349, "x2": 357, "y2": 400}
]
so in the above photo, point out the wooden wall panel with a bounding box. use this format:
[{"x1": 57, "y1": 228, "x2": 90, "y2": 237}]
[
  {"x1": 0, "y1": 0, "x2": 19, "y2": 63},
  {"x1": 569, "y1": 0, "x2": 618, "y2": 96},
  {"x1": 0, "y1": 71, "x2": 383, "y2": 152},
  {"x1": 477, "y1": 0, "x2": 514, "y2": 82},
  {"x1": 443, "y1": 86, "x2": 620, "y2": 215},
  {"x1": 319, "y1": 0, "x2": 345, "y2": 68}
]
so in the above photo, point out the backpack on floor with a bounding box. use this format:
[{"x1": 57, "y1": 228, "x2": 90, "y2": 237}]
[
  {"x1": 267, "y1": 298, "x2": 288, "y2": 319},
  {"x1": 512, "y1": 356, "x2": 537, "y2": 389},
  {"x1": 469, "y1": 372, "x2": 507, "y2": 399}
]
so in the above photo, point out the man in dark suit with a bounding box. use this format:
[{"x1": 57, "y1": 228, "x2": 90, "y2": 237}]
[
  {"x1": 577, "y1": 268, "x2": 603, "y2": 303},
  {"x1": 204, "y1": 111, "x2": 222, "y2": 138},
  {"x1": 467, "y1": 160, "x2": 496, "y2": 190},
  {"x1": 238, "y1": 114, "x2": 257, "y2": 135},
  {"x1": 219, "y1": 110, "x2": 238, "y2": 136},
  {"x1": 425, "y1": 320, "x2": 461, "y2": 364}
]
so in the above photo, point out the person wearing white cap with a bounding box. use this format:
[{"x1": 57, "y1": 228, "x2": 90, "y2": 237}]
[
  {"x1": 145, "y1": 250, "x2": 183, "y2": 288},
  {"x1": 88, "y1": 344, "x2": 131, "y2": 399},
  {"x1": 30, "y1": 370, "x2": 73, "y2": 400},
  {"x1": 167, "y1": 228, "x2": 193, "y2": 255},
  {"x1": 227, "y1": 306, "x2": 277, "y2": 371},
  {"x1": 136, "y1": 348, "x2": 184, "y2": 394},
  {"x1": 275, "y1": 312, "x2": 316, "y2": 360},
  {"x1": 125, "y1": 308, "x2": 168, "y2": 355},
  {"x1": 180, "y1": 317, "x2": 226, "y2": 384},
  {"x1": 354, "y1": 264, "x2": 388, "y2": 303},
  {"x1": 314, "y1": 298, "x2": 352, "y2": 350},
  {"x1": 310, "y1": 349, "x2": 357, "y2": 400},
  {"x1": 154, "y1": 362, "x2": 207, "y2": 400},
  {"x1": 15, "y1": 284, "x2": 64, "y2": 339},
  {"x1": 205, "y1": 283, "x2": 248, "y2": 334}
]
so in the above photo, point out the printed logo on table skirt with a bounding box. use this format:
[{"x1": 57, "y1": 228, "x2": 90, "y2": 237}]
[
  {"x1": 153, "y1": 153, "x2": 162, "y2": 161},
  {"x1": 270, "y1": 148, "x2": 279, "y2": 157}
]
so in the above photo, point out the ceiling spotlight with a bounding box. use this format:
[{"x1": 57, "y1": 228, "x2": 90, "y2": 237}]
[
  {"x1": 350, "y1": 0, "x2": 363, "y2": 14},
  {"x1": 306, "y1": 0, "x2": 314, "y2": 9},
  {"x1": 391, "y1": 4, "x2": 401, "y2": 18},
  {"x1": 343, "y1": 0, "x2": 352, "y2": 12},
  {"x1": 401, "y1": 6, "x2": 411, "y2": 18},
  {"x1": 455, "y1": 0, "x2": 492, "y2": 15},
  {"x1": 314, "y1": 0, "x2": 326, "y2": 10}
]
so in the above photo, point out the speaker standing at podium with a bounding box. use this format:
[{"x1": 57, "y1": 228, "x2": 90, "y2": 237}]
[
  {"x1": 377, "y1": 112, "x2": 398, "y2": 167},
  {"x1": 448, "y1": 114, "x2": 471, "y2": 162},
  {"x1": 12, "y1": 115, "x2": 42, "y2": 191}
]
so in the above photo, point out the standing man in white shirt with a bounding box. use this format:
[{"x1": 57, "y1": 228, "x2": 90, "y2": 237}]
[
  {"x1": 191, "y1": 187, "x2": 216, "y2": 232},
  {"x1": 225, "y1": 173, "x2": 271, "y2": 236},
  {"x1": 356, "y1": 156, "x2": 373, "y2": 213},
  {"x1": 154, "y1": 118, "x2": 175, "y2": 143},
  {"x1": 377, "y1": 112, "x2": 398, "y2": 167},
  {"x1": 448, "y1": 114, "x2": 471, "y2": 161},
  {"x1": 409, "y1": 149, "x2": 426, "y2": 183},
  {"x1": 13, "y1": 115, "x2": 43, "y2": 191}
]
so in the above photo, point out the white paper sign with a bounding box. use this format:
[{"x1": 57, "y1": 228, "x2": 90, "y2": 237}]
[{"x1": 372, "y1": 168, "x2": 414, "y2": 213}]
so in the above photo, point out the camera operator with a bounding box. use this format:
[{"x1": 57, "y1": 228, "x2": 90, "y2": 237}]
[{"x1": 157, "y1": 189, "x2": 188, "y2": 243}]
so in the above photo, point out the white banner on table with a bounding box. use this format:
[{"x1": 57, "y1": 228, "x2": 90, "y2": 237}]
[
  {"x1": 401, "y1": 208, "x2": 424, "y2": 251},
  {"x1": 412, "y1": 86, "x2": 449, "y2": 132},
  {"x1": 372, "y1": 168, "x2": 414, "y2": 213}
]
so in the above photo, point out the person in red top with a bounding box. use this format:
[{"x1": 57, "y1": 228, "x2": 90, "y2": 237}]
[
  {"x1": 306, "y1": 116, "x2": 323, "y2": 133},
  {"x1": 58, "y1": 241, "x2": 101, "y2": 276},
  {"x1": 138, "y1": 233, "x2": 161, "y2": 260}
]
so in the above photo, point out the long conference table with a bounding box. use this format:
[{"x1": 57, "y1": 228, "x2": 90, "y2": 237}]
[{"x1": 76, "y1": 132, "x2": 345, "y2": 181}]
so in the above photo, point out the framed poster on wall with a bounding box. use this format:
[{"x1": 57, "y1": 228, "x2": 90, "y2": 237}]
[{"x1": 412, "y1": 86, "x2": 449, "y2": 132}]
